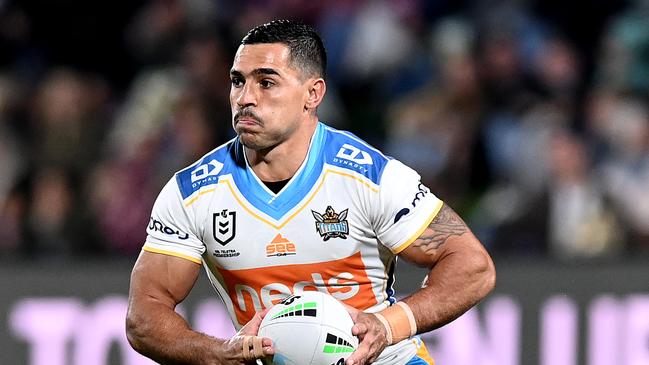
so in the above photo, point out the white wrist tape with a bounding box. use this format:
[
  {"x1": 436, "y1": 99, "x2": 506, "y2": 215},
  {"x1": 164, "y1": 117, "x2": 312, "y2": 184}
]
[{"x1": 241, "y1": 335, "x2": 264, "y2": 360}]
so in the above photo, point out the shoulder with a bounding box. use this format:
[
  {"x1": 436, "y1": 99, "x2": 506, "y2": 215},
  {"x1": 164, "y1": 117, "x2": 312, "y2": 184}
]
[
  {"x1": 174, "y1": 137, "x2": 242, "y2": 199},
  {"x1": 319, "y1": 124, "x2": 392, "y2": 185}
]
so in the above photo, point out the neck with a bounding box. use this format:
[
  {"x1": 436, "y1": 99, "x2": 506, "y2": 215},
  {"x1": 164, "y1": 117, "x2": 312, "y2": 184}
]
[{"x1": 245, "y1": 120, "x2": 318, "y2": 182}]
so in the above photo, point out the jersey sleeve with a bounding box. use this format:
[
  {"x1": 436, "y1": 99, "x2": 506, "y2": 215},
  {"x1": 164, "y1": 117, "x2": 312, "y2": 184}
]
[
  {"x1": 373, "y1": 160, "x2": 444, "y2": 254},
  {"x1": 142, "y1": 177, "x2": 205, "y2": 264}
]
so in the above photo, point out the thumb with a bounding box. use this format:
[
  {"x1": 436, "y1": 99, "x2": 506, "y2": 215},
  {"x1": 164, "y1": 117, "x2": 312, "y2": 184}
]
[
  {"x1": 239, "y1": 309, "x2": 269, "y2": 335},
  {"x1": 342, "y1": 303, "x2": 360, "y2": 322},
  {"x1": 258, "y1": 307, "x2": 271, "y2": 318}
]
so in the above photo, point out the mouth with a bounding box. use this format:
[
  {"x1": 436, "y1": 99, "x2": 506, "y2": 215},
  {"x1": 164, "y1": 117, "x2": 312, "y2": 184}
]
[
  {"x1": 234, "y1": 109, "x2": 262, "y2": 127},
  {"x1": 235, "y1": 117, "x2": 259, "y2": 126}
]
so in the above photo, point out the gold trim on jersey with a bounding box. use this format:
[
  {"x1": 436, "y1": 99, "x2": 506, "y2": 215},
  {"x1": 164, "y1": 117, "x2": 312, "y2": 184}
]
[
  {"x1": 412, "y1": 338, "x2": 436, "y2": 365},
  {"x1": 184, "y1": 188, "x2": 216, "y2": 207},
  {"x1": 392, "y1": 201, "x2": 444, "y2": 254},
  {"x1": 184, "y1": 168, "x2": 379, "y2": 229},
  {"x1": 327, "y1": 169, "x2": 380, "y2": 193},
  {"x1": 142, "y1": 245, "x2": 203, "y2": 264}
]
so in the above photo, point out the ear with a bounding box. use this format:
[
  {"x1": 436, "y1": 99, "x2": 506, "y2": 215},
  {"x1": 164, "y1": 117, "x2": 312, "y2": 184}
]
[{"x1": 305, "y1": 78, "x2": 326, "y2": 111}]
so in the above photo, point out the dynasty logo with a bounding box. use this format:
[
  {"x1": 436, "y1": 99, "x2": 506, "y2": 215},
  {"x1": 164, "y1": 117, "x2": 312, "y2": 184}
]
[{"x1": 312, "y1": 206, "x2": 349, "y2": 241}]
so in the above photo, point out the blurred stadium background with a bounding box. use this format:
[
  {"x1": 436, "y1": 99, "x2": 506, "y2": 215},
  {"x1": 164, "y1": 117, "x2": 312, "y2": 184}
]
[{"x1": 1, "y1": 0, "x2": 649, "y2": 364}]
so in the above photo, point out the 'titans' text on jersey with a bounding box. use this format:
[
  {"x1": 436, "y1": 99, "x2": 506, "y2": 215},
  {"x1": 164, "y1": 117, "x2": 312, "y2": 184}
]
[{"x1": 143, "y1": 122, "x2": 443, "y2": 362}]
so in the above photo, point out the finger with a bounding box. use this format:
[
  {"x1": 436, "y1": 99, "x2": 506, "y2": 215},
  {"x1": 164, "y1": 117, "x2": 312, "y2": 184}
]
[
  {"x1": 239, "y1": 337, "x2": 271, "y2": 361},
  {"x1": 343, "y1": 303, "x2": 360, "y2": 321},
  {"x1": 345, "y1": 347, "x2": 368, "y2": 365},
  {"x1": 263, "y1": 345, "x2": 274, "y2": 356},
  {"x1": 352, "y1": 322, "x2": 368, "y2": 336},
  {"x1": 260, "y1": 337, "x2": 274, "y2": 355},
  {"x1": 252, "y1": 336, "x2": 264, "y2": 358},
  {"x1": 238, "y1": 323, "x2": 258, "y2": 336},
  {"x1": 240, "y1": 312, "x2": 266, "y2": 336},
  {"x1": 261, "y1": 337, "x2": 273, "y2": 347},
  {"x1": 252, "y1": 309, "x2": 269, "y2": 324},
  {"x1": 242, "y1": 336, "x2": 253, "y2": 360},
  {"x1": 347, "y1": 333, "x2": 375, "y2": 365}
]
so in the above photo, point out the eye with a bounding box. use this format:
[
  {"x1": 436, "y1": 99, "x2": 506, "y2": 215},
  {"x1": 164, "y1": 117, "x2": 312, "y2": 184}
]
[
  {"x1": 231, "y1": 77, "x2": 244, "y2": 88},
  {"x1": 260, "y1": 79, "x2": 275, "y2": 89}
]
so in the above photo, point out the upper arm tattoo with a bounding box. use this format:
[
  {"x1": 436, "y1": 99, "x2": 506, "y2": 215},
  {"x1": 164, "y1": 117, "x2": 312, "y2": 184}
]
[{"x1": 411, "y1": 203, "x2": 469, "y2": 254}]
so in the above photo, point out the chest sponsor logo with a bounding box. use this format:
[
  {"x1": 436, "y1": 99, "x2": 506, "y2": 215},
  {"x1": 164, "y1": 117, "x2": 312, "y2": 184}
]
[
  {"x1": 266, "y1": 234, "x2": 296, "y2": 257},
  {"x1": 312, "y1": 206, "x2": 349, "y2": 241},
  {"x1": 217, "y1": 251, "x2": 377, "y2": 326},
  {"x1": 213, "y1": 209, "x2": 236, "y2": 245}
]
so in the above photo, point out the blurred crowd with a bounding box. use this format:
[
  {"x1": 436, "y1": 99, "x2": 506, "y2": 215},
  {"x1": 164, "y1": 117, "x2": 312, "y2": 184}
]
[{"x1": 0, "y1": 0, "x2": 648, "y2": 261}]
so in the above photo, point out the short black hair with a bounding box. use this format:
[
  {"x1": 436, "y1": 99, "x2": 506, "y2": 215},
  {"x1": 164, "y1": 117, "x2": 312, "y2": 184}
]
[{"x1": 241, "y1": 19, "x2": 327, "y2": 79}]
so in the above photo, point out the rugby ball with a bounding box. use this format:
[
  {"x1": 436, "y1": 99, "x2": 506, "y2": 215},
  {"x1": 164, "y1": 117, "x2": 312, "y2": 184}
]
[{"x1": 258, "y1": 291, "x2": 358, "y2": 365}]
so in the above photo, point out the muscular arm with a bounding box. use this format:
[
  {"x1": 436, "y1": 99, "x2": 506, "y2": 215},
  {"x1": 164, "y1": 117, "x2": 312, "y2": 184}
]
[
  {"x1": 126, "y1": 251, "x2": 268, "y2": 364},
  {"x1": 126, "y1": 251, "x2": 219, "y2": 363},
  {"x1": 398, "y1": 203, "x2": 496, "y2": 332},
  {"x1": 346, "y1": 203, "x2": 495, "y2": 365}
]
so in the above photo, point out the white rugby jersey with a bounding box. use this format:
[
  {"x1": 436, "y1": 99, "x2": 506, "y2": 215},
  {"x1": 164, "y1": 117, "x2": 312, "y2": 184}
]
[{"x1": 143, "y1": 122, "x2": 443, "y2": 363}]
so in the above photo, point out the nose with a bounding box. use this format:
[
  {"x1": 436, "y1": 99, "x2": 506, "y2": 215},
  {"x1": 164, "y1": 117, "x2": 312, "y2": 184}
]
[{"x1": 235, "y1": 83, "x2": 257, "y2": 108}]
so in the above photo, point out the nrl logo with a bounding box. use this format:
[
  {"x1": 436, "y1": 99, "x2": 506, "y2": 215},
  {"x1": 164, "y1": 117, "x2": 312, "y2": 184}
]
[
  {"x1": 213, "y1": 209, "x2": 236, "y2": 245},
  {"x1": 311, "y1": 206, "x2": 349, "y2": 241}
]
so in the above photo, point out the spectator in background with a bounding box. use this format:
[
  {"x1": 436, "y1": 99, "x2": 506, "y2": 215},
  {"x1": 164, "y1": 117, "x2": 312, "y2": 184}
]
[
  {"x1": 125, "y1": 0, "x2": 218, "y2": 68},
  {"x1": 595, "y1": 0, "x2": 649, "y2": 95},
  {"x1": 386, "y1": 17, "x2": 484, "y2": 207},
  {"x1": 469, "y1": 15, "x2": 588, "y2": 255},
  {"x1": 0, "y1": 184, "x2": 26, "y2": 255},
  {"x1": 478, "y1": 129, "x2": 624, "y2": 259},
  {"x1": 0, "y1": 75, "x2": 24, "y2": 208},
  {"x1": 179, "y1": 31, "x2": 236, "y2": 147},
  {"x1": 331, "y1": 0, "x2": 428, "y2": 145},
  {"x1": 545, "y1": 131, "x2": 623, "y2": 258},
  {"x1": 30, "y1": 68, "x2": 108, "y2": 176},
  {"x1": 589, "y1": 93, "x2": 649, "y2": 251},
  {"x1": 90, "y1": 69, "x2": 185, "y2": 255},
  {"x1": 533, "y1": 36, "x2": 581, "y2": 104},
  {"x1": 475, "y1": 18, "x2": 555, "y2": 193},
  {"x1": 24, "y1": 167, "x2": 76, "y2": 257},
  {"x1": 472, "y1": 102, "x2": 570, "y2": 255},
  {"x1": 589, "y1": 1, "x2": 649, "y2": 250},
  {"x1": 16, "y1": 69, "x2": 110, "y2": 258},
  {"x1": 0, "y1": 74, "x2": 27, "y2": 254}
]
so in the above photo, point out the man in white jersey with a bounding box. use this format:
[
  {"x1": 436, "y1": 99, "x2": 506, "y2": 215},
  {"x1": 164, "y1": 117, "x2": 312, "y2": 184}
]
[{"x1": 126, "y1": 20, "x2": 495, "y2": 365}]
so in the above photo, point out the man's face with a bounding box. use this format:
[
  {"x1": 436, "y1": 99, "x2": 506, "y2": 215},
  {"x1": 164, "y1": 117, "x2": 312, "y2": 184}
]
[{"x1": 230, "y1": 43, "x2": 311, "y2": 150}]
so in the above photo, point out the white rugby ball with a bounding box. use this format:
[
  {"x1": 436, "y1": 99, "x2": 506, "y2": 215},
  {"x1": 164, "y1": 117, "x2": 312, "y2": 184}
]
[{"x1": 258, "y1": 291, "x2": 358, "y2": 365}]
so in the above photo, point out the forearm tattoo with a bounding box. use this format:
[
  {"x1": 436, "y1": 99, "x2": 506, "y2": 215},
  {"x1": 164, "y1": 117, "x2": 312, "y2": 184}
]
[{"x1": 412, "y1": 204, "x2": 468, "y2": 254}]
